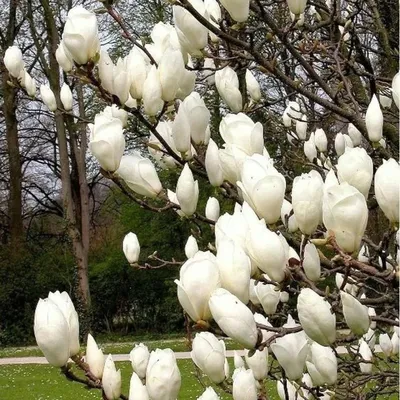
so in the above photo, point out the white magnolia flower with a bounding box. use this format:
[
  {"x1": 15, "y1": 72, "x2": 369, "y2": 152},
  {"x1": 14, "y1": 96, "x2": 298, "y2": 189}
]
[
  {"x1": 176, "y1": 164, "x2": 199, "y2": 216},
  {"x1": 365, "y1": 94, "x2": 383, "y2": 142},
  {"x1": 191, "y1": 332, "x2": 227, "y2": 383},
  {"x1": 237, "y1": 154, "x2": 286, "y2": 224},
  {"x1": 341, "y1": 291, "x2": 369, "y2": 335},
  {"x1": 337, "y1": 147, "x2": 373, "y2": 199},
  {"x1": 215, "y1": 67, "x2": 242, "y2": 112},
  {"x1": 129, "y1": 343, "x2": 150, "y2": 379},
  {"x1": 4, "y1": 46, "x2": 25, "y2": 78},
  {"x1": 86, "y1": 334, "x2": 105, "y2": 379},
  {"x1": 245, "y1": 69, "x2": 262, "y2": 102},
  {"x1": 209, "y1": 288, "x2": 258, "y2": 348},
  {"x1": 102, "y1": 355, "x2": 122, "y2": 400},
  {"x1": 175, "y1": 251, "x2": 220, "y2": 322},
  {"x1": 245, "y1": 348, "x2": 268, "y2": 380},
  {"x1": 306, "y1": 342, "x2": 337, "y2": 385},
  {"x1": 292, "y1": 170, "x2": 324, "y2": 235},
  {"x1": 116, "y1": 153, "x2": 162, "y2": 198},
  {"x1": 185, "y1": 235, "x2": 199, "y2": 259},
  {"x1": 62, "y1": 6, "x2": 100, "y2": 65},
  {"x1": 219, "y1": 0, "x2": 250, "y2": 22},
  {"x1": 297, "y1": 288, "x2": 336, "y2": 345},
  {"x1": 374, "y1": 159, "x2": 400, "y2": 223},
  {"x1": 146, "y1": 349, "x2": 181, "y2": 400},
  {"x1": 323, "y1": 182, "x2": 368, "y2": 253}
]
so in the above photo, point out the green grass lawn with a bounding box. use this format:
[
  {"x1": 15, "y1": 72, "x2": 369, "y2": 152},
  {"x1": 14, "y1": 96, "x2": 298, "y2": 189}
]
[{"x1": 0, "y1": 360, "x2": 281, "y2": 400}]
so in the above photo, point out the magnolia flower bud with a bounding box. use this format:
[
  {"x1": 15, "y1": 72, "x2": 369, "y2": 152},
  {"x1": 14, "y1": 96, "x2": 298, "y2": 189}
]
[
  {"x1": 219, "y1": 0, "x2": 250, "y2": 22},
  {"x1": 359, "y1": 339, "x2": 373, "y2": 373},
  {"x1": 341, "y1": 291, "x2": 369, "y2": 335},
  {"x1": 374, "y1": 159, "x2": 400, "y2": 223},
  {"x1": 47, "y1": 291, "x2": 80, "y2": 356},
  {"x1": 129, "y1": 372, "x2": 149, "y2": 400},
  {"x1": 126, "y1": 48, "x2": 148, "y2": 100},
  {"x1": 40, "y1": 85, "x2": 57, "y2": 112},
  {"x1": 56, "y1": 43, "x2": 73, "y2": 72},
  {"x1": 379, "y1": 333, "x2": 393, "y2": 357},
  {"x1": 62, "y1": 6, "x2": 100, "y2": 65},
  {"x1": 209, "y1": 288, "x2": 258, "y2": 348},
  {"x1": 203, "y1": 199, "x2": 219, "y2": 224},
  {"x1": 86, "y1": 334, "x2": 105, "y2": 379},
  {"x1": 60, "y1": 83, "x2": 73, "y2": 111},
  {"x1": 246, "y1": 223, "x2": 287, "y2": 282},
  {"x1": 234, "y1": 351, "x2": 245, "y2": 369},
  {"x1": 297, "y1": 288, "x2": 336, "y2": 345},
  {"x1": 185, "y1": 235, "x2": 199, "y2": 258},
  {"x1": 146, "y1": 349, "x2": 181, "y2": 400},
  {"x1": 348, "y1": 123, "x2": 362, "y2": 146},
  {"x1": 215, "y1": 66, "x2": 242, "y2": 112},
  {"x1": 116, "y1": 153, "x2": 162, "y2": 198},
  {"x1": 271, "y1": 331, "x2": 308, "y2": 380},
  {"x1": 304, "y1": 133, "x2": 317, "y2": 162},
  {"x1": 335, "y1": 132, "x2": 346, "y2": 156},
  {"x1": 198, "y1": 387, "x2": 220, "y2": 400},
  {"x1": 296, "y1": 115, "x2": 307, "y2": 140},
  {"x1": 238, "y1": 155, "x2": 286, "y2": 224},
  {"x1": 205, "y1": 139, "x2": 224, "y2": 187},
  {"x1": 4, "y1": 46, "x2": 24, "y2": 78},
  {"x1": 365, "y1": 94, "x2": 383, "y2": 142},
  {"x1": 255, "y1": 281, "x2": 280, "y2": 315},
  {"x1": 287, "y1": 0, "x2": 307, "y2": 15},
  {"x1": 217, "y1": 239, "x2": 251, "y2": 304},
  {"x1": 182, "y1": 92, "x2": 211, "y2": 144},
  {"x1": 280, "y1": 199, "x2": 298, "y2": 232},
  {"x1": 245, "y1": 348, "x2": 268, "y2": 381},
  {"x1": 245, "y1": 69, "x2": 261, "y2": 102},
  {"x1": 314, "y1": 128, "x2": 328, "y2": 152},
  {"x1": 88, "y1": 115, "x2": 125, "y2": 172},
  {"x1": 143, "y1": 65, "x2": 164, "y2": 116},
  {"x1": 172, "y1": 104, "x2": 191, "y2": 155},
  {"x1": 232, "y1": 369, "x2": 257, "y2": 400},
  {"x1": 292, "y1": 170, "x2": 324, "y2": 235},
  {"x1": 175, "y1": 251, "x2": 221, "y2": 322},
  {"x1": 337, "y1": 147, "x2": 373, "y2": 199},
  {"x1": 391, "y1": 333, "x2": 399, "y2": 355},
  {"x1": 34, "y1": 298, "x2": 70, "y2": 367},
  {"x1": 112, "y1": 58, "x2": 129, "y2": 104},
  {"x1": 176, "y1": 69, "x2": 196, "y2": 100},
  {"x1": 392, "y1": 72, "x2": 400, "y2": 108},
  {"x1": 103, "y1": 355, "x2": 122, "y2": 400},
  {"x1": 123, "y1": 232, "x2": 140, "y2": 264},
  {"x1": 323, "y1": 182, "x2": 368, "y2": 253},
  {"x1": 303, "y1": 242, "x2": 321, "y2": 281},
  {"x1": 306, "y1": 342, "x2": 337, "y2": 385},
  {"x1": 191, "y1": 332, "x2": 227, "y2": 383},
  {"x1": 21, "y1": 70, "x2": 36, "y2": 97},
  {"x1": 98, "y1": 50, "x2": 115, "y2": 93},
  {"x1": 159, "y1": 49, "x2": 185, "y2": 101},
  {"x1": 130, "y1": 343, "x2": 150, "y2": 379},
  {"x1": 176, "y1": 164, "x2": 199, "y2": 216}
]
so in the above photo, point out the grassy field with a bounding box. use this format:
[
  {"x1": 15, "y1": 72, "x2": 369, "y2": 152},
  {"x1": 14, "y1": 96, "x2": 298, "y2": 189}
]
[{"x1": 0, "y1": 360, "x2": 281, "y2": 400}]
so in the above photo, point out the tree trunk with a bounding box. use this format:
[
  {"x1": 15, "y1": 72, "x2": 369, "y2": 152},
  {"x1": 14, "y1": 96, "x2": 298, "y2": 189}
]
[
  {"x1": 1, "y1": 0, "x2": 24, "y2": 248},
  {"x1": 2, "y1": 69, "x2": 23, "y2": 247},
  {"x1": 39, "y1": 0, "x2": 91, "y2": 336}
]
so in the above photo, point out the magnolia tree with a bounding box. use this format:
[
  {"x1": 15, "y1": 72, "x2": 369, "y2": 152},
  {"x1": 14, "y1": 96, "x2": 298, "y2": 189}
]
[{"x1": 4, "y1": 0, "x2": 400, "y2": 399}]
